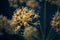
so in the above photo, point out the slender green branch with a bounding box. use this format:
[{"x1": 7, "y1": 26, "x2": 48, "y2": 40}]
[{"x1": 43, "y1": 0, "x2": 46, "y2": 40}]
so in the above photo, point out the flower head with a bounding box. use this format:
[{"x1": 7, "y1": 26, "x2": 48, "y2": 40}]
[
  {"x1": 10, "y1": 7, "x2": 40, "y2": 34},
  {"x1": 51, "y1": 11, "x2": 60, "y2": 32}
]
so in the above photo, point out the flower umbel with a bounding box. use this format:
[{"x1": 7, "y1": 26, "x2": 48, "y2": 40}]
[
  {"x1": 10, "y1": 7, "x2": 40, "y2": 34},
  {"x1": 51, "y1": 11, "x2": 60, "y2": 32}
]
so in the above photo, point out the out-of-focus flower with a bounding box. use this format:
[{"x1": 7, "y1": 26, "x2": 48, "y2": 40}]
[
  {"x1": 46, "y1": 0, "x2": 60, "y2": 6},
  {"x1": 23, "y1": 27, "x2": 40, "y2": 40},
  {"x1": 51, "y1": 11, "x2": 60, "y2": 32},
  {"x1": 39, "y1": 0, "x2": 42, "y2": 2},
  {"x1": 8, "y1": 0, "x2": 18, "y2": 8},
  {"x1": 19, "y1": 0, "x2": 26, "y2": 3},
  {"x1": 10, "y1": 7, "x2": 40, "y2": 34},
  {"x1": 0, "y1": 16, "x2": 11, "y2": 34},
  {"x1": 8, "y1": 0, "x2": 40, "y2": 8},
  {"x1": 26, "y1": 0, "x2": 39, "y2": 8},
  {"x1": 0, "y1": 15, "x2": 8, "y2": 29}
]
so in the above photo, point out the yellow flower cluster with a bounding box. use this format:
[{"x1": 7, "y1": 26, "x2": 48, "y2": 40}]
[
  {"x1": 10, "y1": 7, "x2": 40, "y2": 34},
  {"x1": 51, "y1": 11, "x2": 60, "y2": 32}
]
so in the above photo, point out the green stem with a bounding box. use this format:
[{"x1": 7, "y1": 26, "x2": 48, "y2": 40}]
[
  {"x1": 46, "y1": 28, "x2": 57, "y2": 40},
  {"x1": 43, "y1": 0, "x2": 46, "y2": 40}
]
